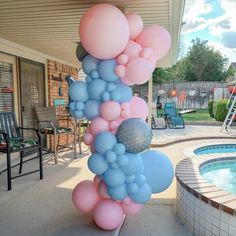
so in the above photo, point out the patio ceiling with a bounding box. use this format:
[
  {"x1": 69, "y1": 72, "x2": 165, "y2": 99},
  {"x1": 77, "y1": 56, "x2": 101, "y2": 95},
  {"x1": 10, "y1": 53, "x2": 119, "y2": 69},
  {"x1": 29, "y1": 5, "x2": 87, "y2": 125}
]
[{"x1": 0, "y1": 0, "x2": 185, "y2": 67}]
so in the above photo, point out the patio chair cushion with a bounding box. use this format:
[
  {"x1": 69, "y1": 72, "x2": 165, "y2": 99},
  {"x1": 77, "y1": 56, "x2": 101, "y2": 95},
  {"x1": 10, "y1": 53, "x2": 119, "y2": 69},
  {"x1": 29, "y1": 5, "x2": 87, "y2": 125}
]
[
  {"x1": 171, "y1": 117, "x2": 184, "y2": 126},
  {"x1": 40, "y1": 127, "x2": 72, "y2": 134},
  {"x1": 0, "y1": 138, "x2": 39, "y2": 151}
]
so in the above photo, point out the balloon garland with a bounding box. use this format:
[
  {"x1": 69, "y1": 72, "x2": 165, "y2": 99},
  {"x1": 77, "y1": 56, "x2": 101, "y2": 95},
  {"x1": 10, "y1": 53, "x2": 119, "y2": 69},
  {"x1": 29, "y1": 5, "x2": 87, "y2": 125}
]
[{"x1": 70, "y1": 4, "x2": 174, "y2": 230}]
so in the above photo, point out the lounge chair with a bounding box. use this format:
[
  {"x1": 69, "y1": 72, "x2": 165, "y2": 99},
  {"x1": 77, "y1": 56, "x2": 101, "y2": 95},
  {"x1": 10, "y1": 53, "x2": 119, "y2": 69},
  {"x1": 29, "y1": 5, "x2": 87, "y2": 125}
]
[{"x1": 164, "y1": 102, "x2": 185, "y2": 129}]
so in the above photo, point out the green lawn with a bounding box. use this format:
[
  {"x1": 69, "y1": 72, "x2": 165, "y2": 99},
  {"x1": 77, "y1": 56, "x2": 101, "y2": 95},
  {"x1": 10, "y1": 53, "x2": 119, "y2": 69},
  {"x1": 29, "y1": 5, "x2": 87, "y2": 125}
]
[{"x1": 178, "y1": 109, "x2": 214, "y2": 122}]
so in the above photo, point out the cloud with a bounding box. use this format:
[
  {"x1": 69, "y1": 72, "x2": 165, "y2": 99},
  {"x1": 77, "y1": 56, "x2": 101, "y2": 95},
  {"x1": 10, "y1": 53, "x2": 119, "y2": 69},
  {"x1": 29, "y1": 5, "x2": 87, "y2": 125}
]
[
  {"x1": 221, "y1": 31, "x2": 236, "y2": 48},
  {"x1": 182, "y1": 0, "x2": 212, "y2": 34},
  {"x1": 207, "y1": 40, "x2": 236, "y2": 63},
  {"x1": 215, "y1": 19, "x2": 231, "y2": 30}
]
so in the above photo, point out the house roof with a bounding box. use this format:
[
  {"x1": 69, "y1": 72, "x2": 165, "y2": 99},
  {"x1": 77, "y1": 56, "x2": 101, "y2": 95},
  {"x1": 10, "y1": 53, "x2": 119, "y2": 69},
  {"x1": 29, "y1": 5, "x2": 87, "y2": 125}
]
[{"x1": 0, "y1": 0, "x2": 185, "y2": 67}]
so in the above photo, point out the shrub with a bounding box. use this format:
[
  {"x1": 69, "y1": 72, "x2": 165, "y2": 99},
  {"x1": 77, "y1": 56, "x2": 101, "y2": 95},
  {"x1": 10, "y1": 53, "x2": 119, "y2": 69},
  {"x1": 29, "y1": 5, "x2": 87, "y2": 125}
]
[
  {"x1": 208, "y1": 100, "x2": 215, "y2": 118},
  {"x1": 214, "y1": 99, "x2": 228, "y2": 121}
]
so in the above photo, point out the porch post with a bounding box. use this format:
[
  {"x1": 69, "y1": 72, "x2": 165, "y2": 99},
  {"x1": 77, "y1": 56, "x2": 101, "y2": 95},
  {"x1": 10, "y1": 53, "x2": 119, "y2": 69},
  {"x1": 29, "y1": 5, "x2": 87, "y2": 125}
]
[{"x1": 147, "y1": 76, "x2": 153, "y2": 127}]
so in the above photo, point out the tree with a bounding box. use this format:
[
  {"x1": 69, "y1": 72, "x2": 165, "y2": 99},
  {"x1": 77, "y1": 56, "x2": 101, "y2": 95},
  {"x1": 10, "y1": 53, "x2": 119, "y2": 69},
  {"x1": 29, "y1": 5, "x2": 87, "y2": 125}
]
[{"x1": 183, "y1": 38, "x2": 228, "y2": 81}]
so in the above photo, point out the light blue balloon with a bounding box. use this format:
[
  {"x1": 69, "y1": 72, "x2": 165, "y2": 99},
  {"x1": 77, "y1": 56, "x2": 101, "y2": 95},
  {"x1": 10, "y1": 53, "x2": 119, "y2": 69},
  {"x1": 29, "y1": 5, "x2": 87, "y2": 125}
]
[
  {"x1": 107, "y1": 83, "x2": 116, "y2": 92},
  {"x1": 88, "y1": 79, "x2": 107, "y2": 100},
  {"x1": 82, "y1": 55, "x2": 99, "y2": 75},
  {"x1": 73, "y1": 110, "x2": 84, "y2": 119},
  {"x1": 115, "y1": 83, "x2": 132, "y2": 103},
  {"x1": 103, "y1": 168, "x2": 125, "y2": 187},
  {"x1": 91, "y1": 70, "x2": 99, "y2": 79},
  {"x1": 94, "y1": 132, "x2": 117, "y2": 155},
  {"x1": 83, "y1": 100, "x2": 101, "y2": 120},
  {"x1": 98, "y1": 59, "x2": 119, "y2": 82},
  {"x1": 110, "y1": 90, "x2": 121, "y2": 101},
  {"x1": 116, "y1": 154, "x2": 128, "y2": 166},
  {"x1": 75, "y1": 101, "x2": 84, "y2": 110},
  {"x1": 113, "y1": 143, "x2": 126, "y2": 155},
  {"x1": 129, "y1": 183, "x2": 152, "y2": 204},
  {"x1": 105, "y1": 150, "x2": 117, "y2": 163},
  {"x1": 69, "y1": 101, "x2": 76, "y2": 111},
  {"x1": 86, "y1": 75, "x2": 93, "y2": 83},
  {"x1": 141, "y1": 150, "x2": 174, "y2": 194},
  {"x1": 88, "y1": 153, "x2": 108, "y2": 175},
  {"x1": 110, "y1": 163, "x2": 119, "y2": 169},
  {"x1": 102, "y1": 91, "x2": 110, "y2": 101},
  {"x1": 69, "y1": 81, "x2": 89, "y2": 102},
  {"x1": 120, "y1": 152, "x2": 143, "y2": 175},
  {"x1": 125, "y1": 175, "x2": 135, "y2": 184},
  {"x1": 135, "y1": 174, "x2": 146, "y2": 186},
  {"x1": 127, "y1": 183, "x2": 138, "y2": 194},
  {"x1": 108, "y1": 184, "x2": 128, "y2": 200}
]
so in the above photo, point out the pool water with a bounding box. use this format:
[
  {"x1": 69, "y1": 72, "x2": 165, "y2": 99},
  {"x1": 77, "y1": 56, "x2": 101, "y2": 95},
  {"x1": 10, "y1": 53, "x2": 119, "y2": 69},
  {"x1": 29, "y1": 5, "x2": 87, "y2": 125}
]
[
  {"x1": 200, "y1": 160, "x2": 236, "y2": 195},
  {"x1": 194, "y1": 144, "x2": 236, "y2": 155}
]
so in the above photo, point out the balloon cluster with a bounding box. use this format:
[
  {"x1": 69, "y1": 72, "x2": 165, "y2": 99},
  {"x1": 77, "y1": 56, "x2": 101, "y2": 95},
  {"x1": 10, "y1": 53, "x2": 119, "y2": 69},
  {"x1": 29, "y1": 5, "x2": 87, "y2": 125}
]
[{"x1": 70, "y1": 4, "x2": 174, "y2": 231}]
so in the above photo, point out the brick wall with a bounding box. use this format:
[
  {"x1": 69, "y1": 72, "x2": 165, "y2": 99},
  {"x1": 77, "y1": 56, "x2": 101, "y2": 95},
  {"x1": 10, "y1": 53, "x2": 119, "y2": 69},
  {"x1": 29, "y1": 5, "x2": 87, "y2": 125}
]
[{"x1": 47, "y1": 59, "x2": 78, "y2": 149}]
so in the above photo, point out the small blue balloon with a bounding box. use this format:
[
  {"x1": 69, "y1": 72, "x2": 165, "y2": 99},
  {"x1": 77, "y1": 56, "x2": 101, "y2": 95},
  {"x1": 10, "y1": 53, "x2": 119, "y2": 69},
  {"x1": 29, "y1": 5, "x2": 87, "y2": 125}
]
[
  {"x1": 98, "y1": 59, "x2": 119, "y2": 82},
  {"x1": 88, "y1": 79, "x2": 107, "y2": 100},
  {"x1": 94, "y1": 132, "x2": 117, "y2": 155},
  {"x1": 116, "y1": 154, "x2": 128, "y2": 166},
  {"x1": 69, "y1": 101, "x2": 76, "y2": 111},
  {"x1": 69, "y1": 81, "x2": 89, "y2": 102},
  {"x1": 115, "y1": 83, "x2": 132, "y2": 103},
  {"x1": 113, "y1": 143, "x2": 126, "y2": 155},
  {"x1": 73, "y1": 110, "x2": 84, "y2": 119},
  {"x1": 135, "y1": 174, "x2": 146, "y2": 186},
  {"x1": 91, "y1": 70, "x2": 99, "y2": 79},
  {"x1": 75, "y1": 101, "x2": 84, "y2": 110},
  {"x1": 141, "y1": 150, "x2": 174, "y2": 194},
  {"x1": 103, "y1": 168, "x2": 125, "y2": 187},
  {"x1": 88, "y1": 153, "x2": 108, "y2": 175},
  {"x1": 129, "y1": 183, "x2": 152, "y2": 204},
  {"x1": 110, "y1": 162, "x2": 119, "y2": 169},
  {"x1": 108, "y1": 184, "x2": 128, "y2": 200},
  {"x1": 102, "y1": 91, "x2": 110, "y2": 101},
  {"x1": 86, "y1": 75, "x2": 93, "y2": 83},
  {"x1": 82, "y1": 55, "x2": 99, "y2": 75},
  {"x1": 83, "y1": 100, "x2": 101, "y2": 120},
  {"x1": 107, "y1": 83, "x2": 116, "y2": 92},
  {"x1": 121, "y1": 153, "x2": 143, "y2": 175},
  {"x1": 105, "y1": 150, "x2": 117, "y2": 163}
]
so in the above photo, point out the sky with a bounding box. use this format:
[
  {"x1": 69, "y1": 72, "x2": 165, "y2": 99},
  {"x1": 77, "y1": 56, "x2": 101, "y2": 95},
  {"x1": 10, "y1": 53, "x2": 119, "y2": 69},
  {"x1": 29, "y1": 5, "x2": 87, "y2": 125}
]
[{"x1": 181, "y1": 0, "x2": 236, "y2": 64}]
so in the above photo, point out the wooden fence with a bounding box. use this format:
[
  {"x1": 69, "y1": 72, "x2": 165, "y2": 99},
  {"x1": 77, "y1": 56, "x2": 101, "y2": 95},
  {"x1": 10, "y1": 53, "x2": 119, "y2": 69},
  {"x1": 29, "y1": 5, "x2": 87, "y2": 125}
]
[{"x1": 133, "y1": 81, "x2": 227, "y2": 109}]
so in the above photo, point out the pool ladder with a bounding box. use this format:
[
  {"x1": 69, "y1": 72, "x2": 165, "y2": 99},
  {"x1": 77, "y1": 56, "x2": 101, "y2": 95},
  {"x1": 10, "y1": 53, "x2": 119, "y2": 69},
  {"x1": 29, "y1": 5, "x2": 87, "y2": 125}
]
[{"x1": 222, "y1": 85, "x2": 236, "y2": 133}]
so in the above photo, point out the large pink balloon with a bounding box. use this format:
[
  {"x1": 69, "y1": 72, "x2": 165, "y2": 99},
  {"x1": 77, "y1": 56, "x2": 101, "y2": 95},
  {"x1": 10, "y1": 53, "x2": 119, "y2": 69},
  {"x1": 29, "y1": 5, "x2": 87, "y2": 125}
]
[
  {"x1": 79, "y1": 4, "x2": 130, "y2": 59},
  {"x1": 135, "y1": 25, "x2": 171, "y2": 60},
  {"x1": 129, "y1": 96, "x2": 148, "y2": 120},
  {"x1": 100, "y1": 101, "x2": 121, "y2": 121},
  {"x1": 93, "y1": 199, "x2": 124, "y2": 230},
  {"x1": 126, "y1": 58, "x2": 153, "y2": 85},
  {"x1": 72, "y1": 180, "x2": 100, "y2": 212},
  {"x1": 90, "y1": 117, "x2": 109, "y2": 136},
  {"x1": 121, "y1": 197, "x2": 143, "y2": 215},
  {"x1": 126, "y1": 13, "x2": 143, "y2": 40},
  {"x1": 123, "y1": 40, "x2": 142, "y2": 61}
]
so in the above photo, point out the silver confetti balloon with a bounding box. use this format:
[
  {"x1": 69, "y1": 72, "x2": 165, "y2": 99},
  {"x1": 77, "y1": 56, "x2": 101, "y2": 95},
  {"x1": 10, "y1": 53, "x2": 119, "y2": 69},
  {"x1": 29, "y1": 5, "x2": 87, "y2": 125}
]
[{"x1": 116, "y1": 118, "x2": 152, "y2": 153}]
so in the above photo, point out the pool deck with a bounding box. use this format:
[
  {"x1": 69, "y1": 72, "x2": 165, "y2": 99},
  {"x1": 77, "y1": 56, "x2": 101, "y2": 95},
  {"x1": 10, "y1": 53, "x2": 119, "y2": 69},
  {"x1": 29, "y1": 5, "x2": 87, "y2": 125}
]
[{"x1": 0, "y1": 125, "x2": 236, "y2": 236}]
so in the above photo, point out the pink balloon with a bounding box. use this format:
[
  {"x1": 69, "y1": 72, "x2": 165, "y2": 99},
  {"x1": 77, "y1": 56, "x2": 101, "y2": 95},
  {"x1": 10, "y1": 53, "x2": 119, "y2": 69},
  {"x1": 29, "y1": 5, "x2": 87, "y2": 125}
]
[
  {"x1": 72, "y1": 180, "x2": 100, "y2": 212},
  {"x1": 129, "y1": 96, "x2": 148, "y2": 120},
  {"x1": 98, "y1": 181, "x2": 110, "y2": 199},
  {"x1": 100, "y1": 101, "x2": 121, "y2": 121},
  {"x1": 79, "y1": 4, "x2": 130, "y2": 59},
  {"x1": 121, "y1": 197, "x2": 143, "y2": 215},
  {"x1": 83, "y1": 133, "x2": 94, "y2": 145},
  {"x1": 135, "y1": 25, "x2": 171, "y2": 60},
  {"x1": 109, "y1": 121, "x2": 119, "y2": 131},
  {"x1": 90, "y1": 117, "x2": 109, "y2": 136},
  {"x1": 148, "y1": 55, "x2": 157, "y2": 68},
  {"x1": 126, "y1": 58, "x2": 153, "y2": 85},
  {"x1": 115, "y1": 65, "x2": 126, "y2": 77},
  {"x1": 93, "y1": 199, "x2": 124, "y2": 230},
  {"x1": 123, "y1": 40, "x2": 142, "y2": 61},
  {"x1": 94, "y1": 175, "x2": 102, "y2": 187},
  {"x1": 121, "y1": 102, "x2": 130, "y2": 110},
  {"x1": 140, "y1": 47, "x2": 154, "y2": 59},
  {"x1": 117, "y1": 54, "x2": 129, "y2": 65},
  {"x1": 126, "y1": 13, "x2": 143, "y2": 40}
]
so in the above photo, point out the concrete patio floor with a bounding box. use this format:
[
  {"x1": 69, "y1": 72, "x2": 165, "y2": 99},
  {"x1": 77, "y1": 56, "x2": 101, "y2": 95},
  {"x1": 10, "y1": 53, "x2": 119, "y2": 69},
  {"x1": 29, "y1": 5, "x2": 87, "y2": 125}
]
[{"x1": 0, "y1": 126, "x2": 235, "y2": 236}]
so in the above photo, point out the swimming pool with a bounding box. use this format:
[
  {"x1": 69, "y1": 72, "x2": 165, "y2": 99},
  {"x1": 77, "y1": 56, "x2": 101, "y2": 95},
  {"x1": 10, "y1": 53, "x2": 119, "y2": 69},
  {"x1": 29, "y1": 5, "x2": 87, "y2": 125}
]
[
  {"x1": 200, "y1": 160, "x2": 236, "y2": 195},
  {"x1": 194, "y1": 144, "x2": 236, "y2": 155}
]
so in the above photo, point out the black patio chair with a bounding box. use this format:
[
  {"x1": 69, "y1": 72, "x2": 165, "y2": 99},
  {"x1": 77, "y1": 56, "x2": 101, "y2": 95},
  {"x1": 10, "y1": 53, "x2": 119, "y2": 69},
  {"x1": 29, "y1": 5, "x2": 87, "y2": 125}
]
[{"x1": 0, "y1": 112, "x2": 43, "y2": 190}]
